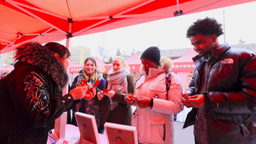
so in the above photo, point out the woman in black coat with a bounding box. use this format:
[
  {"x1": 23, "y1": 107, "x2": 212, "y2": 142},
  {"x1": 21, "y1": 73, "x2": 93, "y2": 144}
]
[
  {"x1": 0, "y1": 42, "x2": 88, "y2": 144},
  {"x1": 68, "y1": 57, "x2": 106, "y2": 133}
]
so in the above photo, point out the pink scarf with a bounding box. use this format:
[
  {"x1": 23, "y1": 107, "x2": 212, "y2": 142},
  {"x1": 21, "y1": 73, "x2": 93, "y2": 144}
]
[{"x1": 107, "y1": 68, "x2": 129, "y2": 110}]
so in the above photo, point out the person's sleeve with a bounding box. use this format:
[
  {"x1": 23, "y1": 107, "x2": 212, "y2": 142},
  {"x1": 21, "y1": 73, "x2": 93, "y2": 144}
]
[
  {"x1": 95, "y1": 79, "x2": 106, "y2": 102},
  {"x1": 9, "y1": 70, "x2": 76, "y2": 128},
  {"x1": 99, "y1": 81, "x2": 109, "y2": 103},
  {"x1": 186, "y1": 68, "x2": 196, "y2": 96},
  {"x1": 113, "y1": 75, "x2": 134, "y2": 104},
  {"x1": 97, "y1": 79, "x2": 105, "y2": 90},
  {"x1": 205, "y1": 54, "x2": 256, "y2": 115},
  {"x1": 70, "y1": 75, "x2": 78, "y2": 91},
  {"x1": 151, "y1": 74, "x2": 184, "y2": 115}
]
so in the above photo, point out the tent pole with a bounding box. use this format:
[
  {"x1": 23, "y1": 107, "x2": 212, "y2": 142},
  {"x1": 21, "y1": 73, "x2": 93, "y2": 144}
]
[
  {"x1": 56, "y1": 18, "x2": 73, "y2": 140},
  {"x1": 63, "y1": 18, "x2": 73, "y2": 95},
  {"x1": 63, "y1": 37, "x2": 70, "y2": 94},
  {"x1": 176, "y1": 0, "x2": 181, "y2": 12},
  {"x1": 66, "y1": 37, "x2": 70, "y2": 50}
]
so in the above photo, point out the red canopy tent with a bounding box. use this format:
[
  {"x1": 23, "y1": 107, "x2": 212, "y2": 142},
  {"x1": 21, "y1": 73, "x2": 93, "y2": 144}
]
[
  {"x1": 68, "y1": 60, "x2": 76, "y2": 66},
  {"x1": 1, "y1": 0, "x2": 254, "y2": 76},
  {"x1": 1, "y1": 0, "x2": 255, "y2": 132},
  {"x1": 125, "y1": 53, "x2": 141, "y2": 73},
  {"x1": 126, "y1": 53, "x2": 140, "y2": 64},
  {"x1": 1, "y1": 0, "x2": 255, "y2": 53},
  {"x1": 0, "y1": 65, "x2": 14, "y2": 74},
  {"x1": 99, "y1": 54, "x2": 142, "y2": 74},
  {"x1": 171, "y1": 48, "x2": 197, "y2": 90},
  {"x1": 104, "y1": 63, "x2": 112, "y2": 74},
  {"x1": 172, "y1": 48, "x2": 197, "y2": 72}
]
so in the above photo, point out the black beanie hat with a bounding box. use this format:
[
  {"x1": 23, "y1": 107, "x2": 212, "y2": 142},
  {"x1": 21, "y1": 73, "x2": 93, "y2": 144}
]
[{"x1": 140, "y1": 46, "x2": 160, "y2": 65}]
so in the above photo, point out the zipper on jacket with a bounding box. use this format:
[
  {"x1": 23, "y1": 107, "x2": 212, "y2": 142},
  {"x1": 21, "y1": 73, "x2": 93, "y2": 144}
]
[
  {"x1": 163, "y1": 123, "x2": 166, "y2": 141},
  {"x1": 240, "y1": 123, "x2": 251, "y2": 137}
]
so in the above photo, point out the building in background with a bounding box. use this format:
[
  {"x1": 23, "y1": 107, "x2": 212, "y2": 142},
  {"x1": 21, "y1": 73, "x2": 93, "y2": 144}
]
[
  {"x1": 136, "y1": 43, "x2": 256, "y2": 59},
  {"x1": 70, "y1": 46, "x2": 91, "y2": 64},
  {"x1": 0, "y1": 51, "x2": 15, "y2": 68}
]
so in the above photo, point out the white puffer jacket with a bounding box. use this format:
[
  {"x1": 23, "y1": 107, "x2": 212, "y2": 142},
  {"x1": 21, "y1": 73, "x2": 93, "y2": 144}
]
[{"x1": 133, "y1": 58, "x2": 184, "y2": 144}]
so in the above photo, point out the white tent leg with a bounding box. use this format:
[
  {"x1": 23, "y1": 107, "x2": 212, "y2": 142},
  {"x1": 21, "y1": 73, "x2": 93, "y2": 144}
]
[
  {"x1": 54, "y1": 37, "x2": 71, "y2": 140},
  {"x1": 63, "y1": 37, "x2": 71, "y2": 95}
]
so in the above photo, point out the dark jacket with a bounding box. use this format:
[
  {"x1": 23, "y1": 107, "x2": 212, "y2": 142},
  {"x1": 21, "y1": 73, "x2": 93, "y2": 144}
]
[
  {"x1": 100, "y1": 74, "x2": 134, "y2": 126},
  {"x1": 68, "y1": 70, "x2": 105, "y2": 133},
  {"x1": 183, "y1": 43, "x2": 256, "y2": 144},
  {"x1": 0, "y1": 42, "x2": 76, "y2": 144}
]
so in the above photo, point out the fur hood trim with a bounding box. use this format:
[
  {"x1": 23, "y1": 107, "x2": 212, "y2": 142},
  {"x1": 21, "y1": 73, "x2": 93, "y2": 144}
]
[
  {"x1": 14, "y1": 41, "x2": 68, "y2": 88},
  {"x1": 160, "y1": 57, "x2": 174, "y2": 71}
]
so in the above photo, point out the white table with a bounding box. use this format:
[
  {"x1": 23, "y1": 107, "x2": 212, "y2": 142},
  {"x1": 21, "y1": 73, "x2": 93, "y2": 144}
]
[{"x1": 47, "y1": 124, "x2": 108, "y2": 144}]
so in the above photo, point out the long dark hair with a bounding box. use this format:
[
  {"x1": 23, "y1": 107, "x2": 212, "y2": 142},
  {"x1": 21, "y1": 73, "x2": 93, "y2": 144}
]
[{"x1": 44, "y1": 42, "x2": 71, "y2": 58}]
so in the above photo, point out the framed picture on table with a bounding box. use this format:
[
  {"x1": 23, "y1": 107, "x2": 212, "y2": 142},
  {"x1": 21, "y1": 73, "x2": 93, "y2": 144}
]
[
  {"x1": 104, "y1": 122, "x2": 138, "y2": 144},
  {"x1": 75, "y1": 112, "x2": 100, "y2": 144}
]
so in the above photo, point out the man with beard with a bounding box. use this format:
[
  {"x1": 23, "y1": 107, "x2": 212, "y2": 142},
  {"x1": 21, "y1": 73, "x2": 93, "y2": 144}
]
[{"x1": 182, "y1": 17, "x2": 256, "y2": 144}]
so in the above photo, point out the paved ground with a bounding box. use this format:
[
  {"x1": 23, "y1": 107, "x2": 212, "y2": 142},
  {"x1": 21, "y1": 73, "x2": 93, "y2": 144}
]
[{"x1": 173, "y1": 121, "x2": 194, "y2": 144}]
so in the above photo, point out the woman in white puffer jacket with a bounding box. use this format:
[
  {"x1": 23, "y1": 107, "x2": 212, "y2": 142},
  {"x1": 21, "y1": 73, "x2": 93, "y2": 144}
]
[{"x1": 127, "y1": 46, "x2": 184, "y2": 144}]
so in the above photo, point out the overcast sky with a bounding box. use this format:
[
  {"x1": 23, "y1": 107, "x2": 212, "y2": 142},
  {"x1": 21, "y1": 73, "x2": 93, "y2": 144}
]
[{"x1": 58, "y1": 1, "x2": 256, "y2": 58}]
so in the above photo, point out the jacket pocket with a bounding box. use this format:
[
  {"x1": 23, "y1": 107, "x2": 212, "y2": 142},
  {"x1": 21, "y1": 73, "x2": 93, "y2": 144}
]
[
  {"x1": 148, "y1": 110, "x2": 165, "y2": 124},
  {"x1": 132, "y1": 109, "x2": 138, "y2": 127},
  {"x1": 148, "y1": 84, "x2": 166, "y2": 124},
  {"x1": 149, "y1": 84, "x2": 166, "y2": 99}
]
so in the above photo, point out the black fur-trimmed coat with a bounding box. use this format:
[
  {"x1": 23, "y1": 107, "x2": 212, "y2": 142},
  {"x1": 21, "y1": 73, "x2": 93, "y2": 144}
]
[{"x1": 0, "y1": 42, "x2": 75, "y2": 144}]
